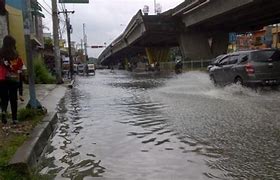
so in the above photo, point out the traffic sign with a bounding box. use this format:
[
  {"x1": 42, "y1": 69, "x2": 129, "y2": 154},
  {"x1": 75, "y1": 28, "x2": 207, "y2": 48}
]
[{"x1": 91, "y1": 45, "x2": 105, "y2": 48}]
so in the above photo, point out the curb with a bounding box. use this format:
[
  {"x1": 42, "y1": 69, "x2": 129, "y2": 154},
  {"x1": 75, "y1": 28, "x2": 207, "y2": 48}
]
[{"x1": 8, "y1": 111, "x2": 58, "y2": 174}]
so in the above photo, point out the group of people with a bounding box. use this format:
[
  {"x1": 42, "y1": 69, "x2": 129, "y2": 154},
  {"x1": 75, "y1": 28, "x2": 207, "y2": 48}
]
[{"x1": 0, "y1": 35, "x2": 24, "y2": 125}]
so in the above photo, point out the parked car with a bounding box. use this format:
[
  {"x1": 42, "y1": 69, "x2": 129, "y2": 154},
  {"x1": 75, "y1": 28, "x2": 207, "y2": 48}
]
[{"x1": 208, "y1": 49, "x2": 280, "y2": 87}]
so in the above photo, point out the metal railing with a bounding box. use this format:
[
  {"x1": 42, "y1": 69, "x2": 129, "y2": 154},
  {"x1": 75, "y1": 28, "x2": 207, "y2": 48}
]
[{"x1": 160, "y1": 59, "x2": 212, "y2": 71}]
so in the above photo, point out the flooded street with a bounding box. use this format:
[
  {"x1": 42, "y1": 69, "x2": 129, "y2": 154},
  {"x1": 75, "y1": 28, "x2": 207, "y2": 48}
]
[{"x1": 39, "y1": 70, "x2": 280, "y2": 180}]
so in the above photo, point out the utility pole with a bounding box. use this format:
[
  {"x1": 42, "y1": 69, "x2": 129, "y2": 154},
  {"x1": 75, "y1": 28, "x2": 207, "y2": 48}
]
[
  {"x1": 59, "y1": 9, "x2": 74, "y2": 80},
  {"x1": 83, "y1": 23, "x2": 88, "y2": 61},
  {"x1": 52, "y1": 0, "x2": 63, "y2": 84},
  {"x1": 81, "y1": 39, "x2": 83, "y2": 50},
  {"x1": 154, "y1": 0, "x2": 156, "y2": 14},
  {"x1": 25, "y1": 0, "x2": 42, "y2": 109}
]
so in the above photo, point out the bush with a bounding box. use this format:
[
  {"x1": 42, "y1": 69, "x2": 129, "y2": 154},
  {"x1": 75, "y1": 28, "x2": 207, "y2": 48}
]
[{"x1": 33, "y1": 56, "x2": 56, "y2": 84}]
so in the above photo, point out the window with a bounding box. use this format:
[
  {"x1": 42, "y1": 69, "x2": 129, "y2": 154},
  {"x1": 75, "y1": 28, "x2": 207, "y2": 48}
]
[
  {"x1": 251, "y1": 50, "x2": 280, "y2": 62},
  {"x1": 228, "y1": 55, "x2": 238, "y2": 65},
  {"x1": 0, "y1": 0, "x2": 6, "y2": 16},
  {"x1": 219, "y1": 57, "x2": 229, "y2": 66},
  {"x1": 239, "y1": 55, "x2": 249, "y2": 63}
]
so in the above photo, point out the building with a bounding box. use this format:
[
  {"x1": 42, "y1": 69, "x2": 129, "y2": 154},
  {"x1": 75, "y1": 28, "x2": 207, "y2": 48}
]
[
  {"x1": 232, "y1": 26, "x2": 275, "y2": 52},
  {"x1": 0, "y1": 0, "x2": 45, "y2": 63},
  {"x1": 236, "y1": 33, "x2": 252, "y2": 51},
  {"x1": 4, "y1": 0, "x2": 26, "y2": 61}
]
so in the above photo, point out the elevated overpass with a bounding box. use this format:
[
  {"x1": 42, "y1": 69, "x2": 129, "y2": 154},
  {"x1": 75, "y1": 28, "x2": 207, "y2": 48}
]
[
  {"x1": 99, "y1": 0, "x2": 280, "y2": 65},
  {"x1": 99, "y1": 10, "x2": 183, "y2": 65}
]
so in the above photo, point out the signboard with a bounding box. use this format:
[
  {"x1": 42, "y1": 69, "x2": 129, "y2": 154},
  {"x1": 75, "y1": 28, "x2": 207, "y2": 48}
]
[
  {"x1": 229, "y1": 32, "x2": 237, "y2": 43},
  {"x1": 59, "y1": 0, "x2": 89, "y2": 3}
]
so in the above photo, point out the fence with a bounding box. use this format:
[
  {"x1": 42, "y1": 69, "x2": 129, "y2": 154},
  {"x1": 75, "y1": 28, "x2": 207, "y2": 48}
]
[{"x1": 160, "y1": 59, "x2": 213, "y2": 71}]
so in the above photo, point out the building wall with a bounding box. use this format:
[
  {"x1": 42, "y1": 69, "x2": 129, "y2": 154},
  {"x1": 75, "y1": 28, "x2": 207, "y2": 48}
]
[
  {"x1": 6, "y1": 5, "x2": 26, "y2": 62},
  {"x1": 5, "y1": 1, "x2": 26, "y2": 62},
  {"x1": 250, "y1": 29, "x2": 267, "y2": 49}
]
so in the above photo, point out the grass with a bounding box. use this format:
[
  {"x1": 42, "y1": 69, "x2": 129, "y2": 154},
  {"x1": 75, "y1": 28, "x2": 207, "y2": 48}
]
[
  {"x1": 0, "y1": 108, "x2": 46, "y2": 180},
  {"x1": 0, "y1": 168, "x2": 26, "y2": 180}
]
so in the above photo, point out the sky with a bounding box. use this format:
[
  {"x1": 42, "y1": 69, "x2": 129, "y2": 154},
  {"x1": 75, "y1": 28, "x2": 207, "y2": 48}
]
[{"x1": 38, "y1": 0, "x2": 184, "y2": 58}]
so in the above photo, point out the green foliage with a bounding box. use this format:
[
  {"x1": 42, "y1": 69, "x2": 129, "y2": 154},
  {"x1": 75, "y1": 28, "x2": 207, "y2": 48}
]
[
  {"x1": 17, "y1": 108, "x2": 45, "y2": 122},
  {"x1": 33, "y1": 56, "x2": 55, "y2": 84},
  {"x1": 43, "y1": 37, "x2": 53, "y2": 50},
  {"x1": 0, "y1": 168, "x2": 27, "y2": 180},
  {"x1": 0, "y1": 136, "x2": 27, "y2": 167}
]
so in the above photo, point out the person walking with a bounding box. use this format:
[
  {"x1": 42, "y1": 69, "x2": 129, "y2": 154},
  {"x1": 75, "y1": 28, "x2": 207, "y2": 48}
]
[{"x1": 0, "y1": 35, "x2": 23, "y2": 125}]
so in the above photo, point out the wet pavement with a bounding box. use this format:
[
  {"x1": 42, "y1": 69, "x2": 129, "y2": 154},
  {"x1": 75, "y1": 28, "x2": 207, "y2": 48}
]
[{"x1": 38, "y1": 70, "x2": 280, "y2": 180}]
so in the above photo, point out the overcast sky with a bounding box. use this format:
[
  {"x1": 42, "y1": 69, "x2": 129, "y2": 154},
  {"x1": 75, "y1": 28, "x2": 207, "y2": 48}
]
[{"x1": 38, "y1": 0, "x2": 184, "y2": 58}]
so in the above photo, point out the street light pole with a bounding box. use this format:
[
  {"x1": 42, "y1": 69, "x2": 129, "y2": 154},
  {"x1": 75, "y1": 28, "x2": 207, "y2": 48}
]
[
  {"x1": 83, "y1": 23, "x2": 88, "y2": 61},
  {"x1": 25, "y1": 0, "x2": 42, "y2": 109}
]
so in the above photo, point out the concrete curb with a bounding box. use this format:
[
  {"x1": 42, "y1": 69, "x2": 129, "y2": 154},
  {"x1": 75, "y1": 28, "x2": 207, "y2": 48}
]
[{"x1": 8, "y1": 111, "x2": 58, "y2": 174}]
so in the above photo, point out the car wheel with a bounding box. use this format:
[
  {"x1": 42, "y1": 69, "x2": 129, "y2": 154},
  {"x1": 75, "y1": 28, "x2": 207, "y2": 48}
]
[
  {"x1": 234, "y1": 77, "x2": 243, "y2": 86},
  {"x1": 210, "y1": 75, "x2": 217, "y2": 86}
]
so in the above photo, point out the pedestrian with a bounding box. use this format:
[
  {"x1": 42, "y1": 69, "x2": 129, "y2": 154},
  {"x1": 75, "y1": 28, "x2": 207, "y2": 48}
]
[{"x1": 0, "y1": 35, "x2": 23, "y2": 125}]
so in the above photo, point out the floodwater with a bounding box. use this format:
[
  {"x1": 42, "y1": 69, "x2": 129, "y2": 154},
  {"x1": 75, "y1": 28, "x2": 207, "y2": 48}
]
[{"x1": 38, "y1": 70, "x2": 280, "y2": 180}]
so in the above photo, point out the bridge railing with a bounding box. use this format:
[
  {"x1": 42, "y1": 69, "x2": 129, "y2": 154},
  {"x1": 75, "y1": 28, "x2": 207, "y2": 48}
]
[{"x1": 160, "y1": 59, "x2": 212, "y2": 71}]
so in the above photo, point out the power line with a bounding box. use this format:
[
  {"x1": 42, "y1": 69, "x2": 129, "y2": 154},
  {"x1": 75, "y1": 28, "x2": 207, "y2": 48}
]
[
  {"x1": 37, "y1": 2, "x2": 52, "y2": 16},
  {"x1": 42, "y1": 0, "x2": 52, "y2": 11}
]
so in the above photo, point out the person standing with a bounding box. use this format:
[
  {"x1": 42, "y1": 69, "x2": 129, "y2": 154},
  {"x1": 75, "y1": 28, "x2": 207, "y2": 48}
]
[{"x1": 0, "y1": 35, "x2": 23, "y2": 125}]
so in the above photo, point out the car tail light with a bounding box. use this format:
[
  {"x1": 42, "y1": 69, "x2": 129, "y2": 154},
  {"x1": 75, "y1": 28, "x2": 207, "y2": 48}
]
[{"x1": 245, "y1": 63, "x2": 255, "y2": 74}]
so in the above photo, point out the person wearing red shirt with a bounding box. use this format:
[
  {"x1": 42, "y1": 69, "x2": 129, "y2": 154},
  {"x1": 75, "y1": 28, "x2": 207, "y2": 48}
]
[{"x1": 0, "y1": 35, "x2": 23, "y2": 125}]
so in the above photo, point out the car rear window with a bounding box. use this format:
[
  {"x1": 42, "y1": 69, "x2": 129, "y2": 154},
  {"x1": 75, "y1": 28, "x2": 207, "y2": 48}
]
[{"x1": 251, "y1": 50, "x2": 280, "y2": 62}]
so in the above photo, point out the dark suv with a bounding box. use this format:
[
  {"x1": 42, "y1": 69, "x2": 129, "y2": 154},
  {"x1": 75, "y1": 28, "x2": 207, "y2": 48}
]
[{"x1": 208, "y1": 49, "x2": 280, "y2": 87}]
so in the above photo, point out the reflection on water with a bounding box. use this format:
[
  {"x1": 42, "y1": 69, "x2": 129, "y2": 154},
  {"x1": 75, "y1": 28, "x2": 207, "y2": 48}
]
[
  {"x1": 38, "y1": 70, "x2": 280, "y2": 179},
  {"x1": 39, "y1": 88, "x2": 105, "y2": 179}
]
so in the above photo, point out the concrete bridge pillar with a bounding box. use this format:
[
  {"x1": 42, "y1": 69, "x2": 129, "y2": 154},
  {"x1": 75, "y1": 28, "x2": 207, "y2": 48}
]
[
  {"x1": 179, "y1": 30, "x2": 228, "y2": 60},
  {"x1": 145, "y1": 47, "x2": 170, "y2": 64}
]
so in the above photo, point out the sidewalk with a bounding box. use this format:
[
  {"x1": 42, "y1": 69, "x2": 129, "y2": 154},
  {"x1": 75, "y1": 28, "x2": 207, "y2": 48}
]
[
  {"x1": 19, "y1": 84, "x2": 67, "y2": 112},
  {"x1": 0, "y1": 83, "x2": 68, "y2": 176}
]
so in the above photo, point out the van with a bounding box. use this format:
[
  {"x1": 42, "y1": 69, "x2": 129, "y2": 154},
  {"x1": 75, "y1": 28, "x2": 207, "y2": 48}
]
[
  {"x1": 87, "y1": 64, "x2": 95, "y2": 75},
  {"x1": 78, "y1": 64, "x2": 85, "y2": 75}
]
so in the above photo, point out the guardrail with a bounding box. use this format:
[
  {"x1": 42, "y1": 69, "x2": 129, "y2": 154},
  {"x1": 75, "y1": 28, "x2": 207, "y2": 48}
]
[{"x1": 160, "y1": 59, "x2": 212, "y2": 71}]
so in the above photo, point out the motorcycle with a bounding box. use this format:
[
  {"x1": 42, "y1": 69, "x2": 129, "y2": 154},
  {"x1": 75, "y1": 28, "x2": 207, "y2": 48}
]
[{"x1": 174, "y1": 60, "x2": 183, "y2": 74}]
